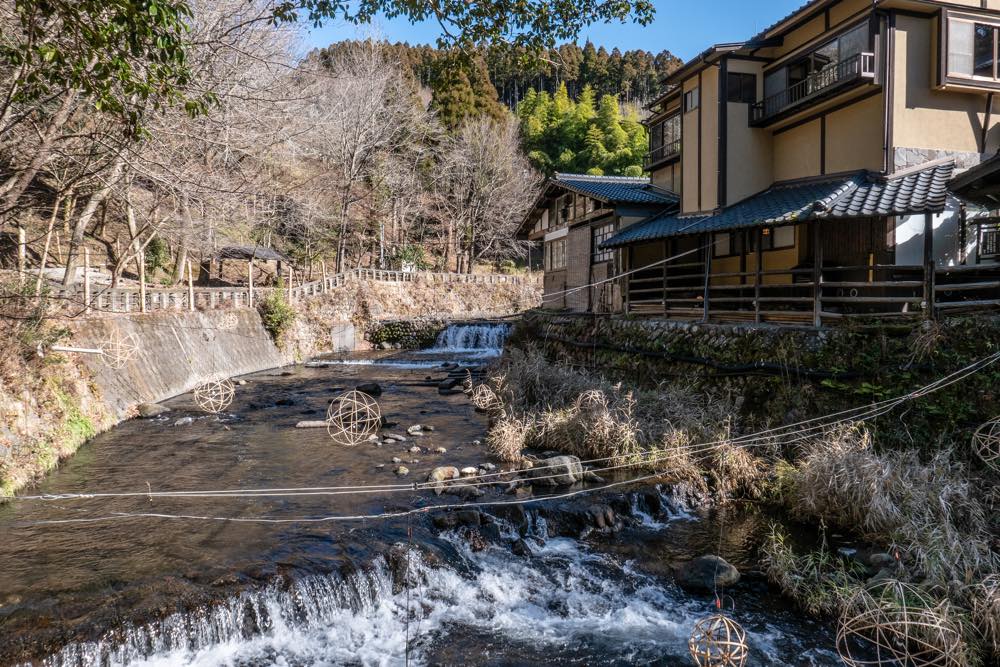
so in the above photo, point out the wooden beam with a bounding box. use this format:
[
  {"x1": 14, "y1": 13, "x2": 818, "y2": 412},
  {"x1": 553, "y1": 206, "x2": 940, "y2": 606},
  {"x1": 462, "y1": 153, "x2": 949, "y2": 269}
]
[
  {"x1": 812, "y1": 221, "x2": 823, "y2": 328},
  {"x1": 923, "y1": 213, "x2": 935, "y2": 319},
  {"x1": 754, "y1": 228, "x2": 763, "y2": 324},
  {"x1": 702, "y1": 234, "x2": 712, "y2": 322},
  {"x1": 663, "y1": 239, "x2": 669, "y2": 315}
]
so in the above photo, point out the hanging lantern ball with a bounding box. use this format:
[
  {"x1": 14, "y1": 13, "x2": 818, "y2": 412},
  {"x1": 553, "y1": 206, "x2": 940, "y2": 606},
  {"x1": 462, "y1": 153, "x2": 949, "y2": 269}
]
[
  {"x1": 326, "y1": 389, "x2": 382, "y2": 446},
  {"x1": 100, "y1": 331, "x2": 140, "y2": 369},
  {"x1": 688, "y1": 614, "x2": 749, "y2": 667},
  {"x1": 836, "y1": 580, "x2": 967, "y2": 667},
  {"x1": 971, "y1": 417, "x2": 1000, "y2": 472},
  {"x1": 193, "y1": 378, "x2": 236, "y2": 414}
]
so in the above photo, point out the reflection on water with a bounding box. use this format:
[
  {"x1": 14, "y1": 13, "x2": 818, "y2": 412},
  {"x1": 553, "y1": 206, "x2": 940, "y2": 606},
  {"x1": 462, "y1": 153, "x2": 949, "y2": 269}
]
[{"x1": 0, "y1": 352, "x2": 841, "y2": 666}]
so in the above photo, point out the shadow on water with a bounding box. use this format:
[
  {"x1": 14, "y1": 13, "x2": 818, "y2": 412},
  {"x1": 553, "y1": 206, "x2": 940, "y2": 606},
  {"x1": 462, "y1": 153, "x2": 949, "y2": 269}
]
[{"x1": 0, "y1": 324, "x2": 844, "y2": 666}]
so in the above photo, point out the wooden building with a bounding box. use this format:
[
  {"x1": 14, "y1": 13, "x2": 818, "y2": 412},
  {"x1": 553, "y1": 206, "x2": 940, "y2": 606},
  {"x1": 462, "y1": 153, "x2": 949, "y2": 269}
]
[{"x1": 530, "y1": 0, "x2": 1000, "y2": 324}]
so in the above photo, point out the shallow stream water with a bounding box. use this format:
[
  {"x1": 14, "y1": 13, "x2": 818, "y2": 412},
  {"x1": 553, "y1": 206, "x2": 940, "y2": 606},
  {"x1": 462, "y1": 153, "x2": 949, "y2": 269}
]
[{"x1": 0, "y1": 325, "x2": 844, "y2": 666}]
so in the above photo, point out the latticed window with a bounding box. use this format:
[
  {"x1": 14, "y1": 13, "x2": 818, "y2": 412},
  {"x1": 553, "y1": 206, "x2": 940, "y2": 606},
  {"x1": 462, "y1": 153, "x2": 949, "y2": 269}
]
[
  {"x1": 545, "y1": 239, "x2": 567, "y2": 270},
  {"x1": 981, "y1": 222, "x2": 1000, "y2": 258},
  {"x1": 592, "y1": 223, "x2": 616, "y2": 263}
]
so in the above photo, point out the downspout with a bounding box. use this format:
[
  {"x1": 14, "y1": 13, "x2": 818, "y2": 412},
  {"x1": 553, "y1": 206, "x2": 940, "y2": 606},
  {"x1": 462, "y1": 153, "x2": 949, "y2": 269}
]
[{"x1": 981, "y1": 93, "x2": 994, "y2": 154}]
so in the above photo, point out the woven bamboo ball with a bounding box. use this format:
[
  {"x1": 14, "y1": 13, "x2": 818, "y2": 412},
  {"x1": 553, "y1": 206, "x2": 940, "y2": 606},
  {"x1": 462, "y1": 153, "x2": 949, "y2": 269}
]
[
  {"x1": 688, "y1": 614, "x2": 749, "y2": 667},
  {"x1": 972, "y1": 417, "x2": 1000, "y2": 472},
  {"x1": 836, "y1": 580, "x2": 966, "y2": 667},
  {"x1": 100, "y1": 331, "x2": 139, "y2": 369},
  {"x1": 326, "y1": 389, "x2": 382, "y2": 446},
  {"x1": 193, "y1": 378, "x2": 236, "y2": 414}
]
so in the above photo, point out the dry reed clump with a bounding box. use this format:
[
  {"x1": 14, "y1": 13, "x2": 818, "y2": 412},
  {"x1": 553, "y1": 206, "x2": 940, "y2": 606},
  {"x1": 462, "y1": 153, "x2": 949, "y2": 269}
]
[
  {"x1": 761, "y1": 525, "x2": 861, "y2": 617},
  {"x1": 968, "y1": 574, "x2": 1000, "y2": 660},
  {"x1": 787, "y1": 423, "x2": 996, "y2": 587},
  {"x1": 485, "y1": 416, "x2": 531, "y2": 463},
  {"x1": 481, "y1": 348, "x2": 736, "y2": 473}
]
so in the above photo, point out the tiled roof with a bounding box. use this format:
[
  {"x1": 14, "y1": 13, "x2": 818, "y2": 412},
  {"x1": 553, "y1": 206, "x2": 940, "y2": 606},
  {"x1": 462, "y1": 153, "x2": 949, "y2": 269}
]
[
  {"x1": 553, "y1": 173, "x2": 679, "y2": 206},
  {"x1": 601, "y1": 161, "x2": 955, "y2": 249}
]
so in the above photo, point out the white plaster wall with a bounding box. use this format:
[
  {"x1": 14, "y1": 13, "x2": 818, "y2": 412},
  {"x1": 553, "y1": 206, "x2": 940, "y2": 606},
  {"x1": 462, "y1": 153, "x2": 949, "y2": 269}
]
[{"x1": 894, "y1": 197, "x2": 965, "y2": 266}]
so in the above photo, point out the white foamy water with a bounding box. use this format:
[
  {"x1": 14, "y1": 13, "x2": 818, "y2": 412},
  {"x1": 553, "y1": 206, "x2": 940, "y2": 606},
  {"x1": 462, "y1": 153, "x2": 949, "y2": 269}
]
[
  {"x1": 420, "y1": 323, "x2": 512, "y2": 355},
  {"x1": 42, "y1": 504, "x2": 841, "y2": 667}
]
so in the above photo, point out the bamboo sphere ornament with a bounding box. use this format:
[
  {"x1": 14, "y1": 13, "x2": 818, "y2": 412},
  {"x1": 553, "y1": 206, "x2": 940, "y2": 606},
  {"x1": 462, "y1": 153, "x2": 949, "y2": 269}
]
[
  {"x1": 217, "y1": 312, "x2": 239, "y2": 331},
  {"x1": 971, "y1": 417, "x2": 1000, "y2": 471},
  {"x1": 100, "y1": 331, "x2": 139, "y2": 369},
  {"x1": 469, "y1": 384, "x2": 503, "y2": 414},
  {"x1": 688, "y1": 614, "x2": 749, "y2": 667},
  {"x1": 836, "y1": 580, "x2": 966, "y2": 667},
  {"x1": 326, "y1": 389, "x2": 382, "y2": 446},
  {"x1": 193, "y1": 378, "x2": 236, "y2": 414}
]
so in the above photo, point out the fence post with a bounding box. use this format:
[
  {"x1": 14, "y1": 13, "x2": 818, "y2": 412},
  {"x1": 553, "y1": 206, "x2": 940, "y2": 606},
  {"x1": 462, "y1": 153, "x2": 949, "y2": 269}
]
[
  {"x1": 248, "y1": 260, "x2": 254, "y2": 309},
  {"x1": 187, "y1": 259, "x2": 195, "y2": 312},
  {"x1": 812, "y1": 221, "x2": 823, "y2": 328},
  {"x1": 923, "y1": 213, "x2": 936, "y2": 319},
  {"x1": 83, "y1": 247, "x2": 93, "y2": 313},
  {"x1": 702, "y1": 234, "x2": 713, "y2": 323},
  {"x1": 287, "y1": 266, "x2": 293, "y2": 302}
]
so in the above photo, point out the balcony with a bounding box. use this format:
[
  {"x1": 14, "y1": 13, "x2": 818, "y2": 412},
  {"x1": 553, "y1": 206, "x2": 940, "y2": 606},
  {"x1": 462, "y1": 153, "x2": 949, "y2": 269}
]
[
  {"x1": 750, "y1": 52, "x2": 876, "y2": 126},
  {"x1": 644, "y1": 138, "x2": 681, "y2": 169}
]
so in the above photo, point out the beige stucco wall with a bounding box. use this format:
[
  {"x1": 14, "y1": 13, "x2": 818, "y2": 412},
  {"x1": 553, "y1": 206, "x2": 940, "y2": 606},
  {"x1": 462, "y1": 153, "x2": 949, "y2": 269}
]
[
  {"x1": 774, "y1": 120, "x2": 823, "y2": 181},
  {"x1": 726, "y1": 59, "x2": 773, "y2": 205},
  {"x1": 701, "y1": 66, "x2": 720, "y2": 212},
  {"x1": 682, "y1": 77, "x2": 701, "y2": 214},
  {"x1": 825, "y1": 93, "x2": 885, "y2": 173},
  {"x1": 650, "y1": 161, "x2": 680, "y2": 193},
  {"x1": 829, "y1": 0, "x2": 874, "y2": 27},
  {"x1": 893, "y1": 13, "x2": 1000, "y2": 156}
]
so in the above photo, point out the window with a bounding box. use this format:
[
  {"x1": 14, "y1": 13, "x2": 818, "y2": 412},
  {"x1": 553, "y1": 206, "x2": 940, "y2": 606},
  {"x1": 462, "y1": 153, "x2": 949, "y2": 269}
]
[
  {"x1": 683, "y1": 87, "x2": 700, "y2": 112},
  {"x1": 545, "y1": 239, "x2": 567, "y2": 271},
  {"x1": 727, "y1": 73, "x2": 757, "y2": 104},
  {"x1": 948, "y1": 16, "x2": 1000, "y2": 81},
  {"x1": 981, "y1": 222, "x2": 1000, "y2": 258},
  {"x1": 649, "y1": 113, "x2": 681, "y2": 162},
  {"x1": 592, "y1": 223, "x2": 616, "y2": 263},
  {"x1": 758, "y1": 225, "x2": 796, "y2": 251},
  {"x1": 713, "y1": 232, "x2": 733, "y2": 258}
]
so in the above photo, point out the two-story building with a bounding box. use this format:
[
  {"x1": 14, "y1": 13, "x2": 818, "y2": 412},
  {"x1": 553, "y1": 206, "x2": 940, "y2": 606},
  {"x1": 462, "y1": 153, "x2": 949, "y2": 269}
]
[{"x1": 526, "y1": 0, "x2": 1000, "y2": 324}]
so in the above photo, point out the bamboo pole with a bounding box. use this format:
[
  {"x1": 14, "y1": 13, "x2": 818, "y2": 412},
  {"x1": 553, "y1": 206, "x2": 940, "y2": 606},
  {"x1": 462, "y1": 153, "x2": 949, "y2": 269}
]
[
  {"x1": 287, "y1": 266, "x2": 293, "y2": 302},
  {"x1": 35, "y1": 198, "x2": 60, "y2": 296},
  {"x1": 139, "y1": 247, "x2": 147, "y2": 313}
]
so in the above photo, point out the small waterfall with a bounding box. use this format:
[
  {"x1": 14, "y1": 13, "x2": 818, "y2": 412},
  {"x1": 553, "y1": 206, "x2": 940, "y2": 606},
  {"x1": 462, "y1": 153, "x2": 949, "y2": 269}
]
[{"x1": 426, "y1": 323, "x2": 512, "y2": 354}]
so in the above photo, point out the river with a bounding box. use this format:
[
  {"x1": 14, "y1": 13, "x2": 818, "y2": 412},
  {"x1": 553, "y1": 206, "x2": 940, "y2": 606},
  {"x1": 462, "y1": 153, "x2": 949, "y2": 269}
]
[{"x1": 0, "y1": 325, "x2": 844, "y2": 666}]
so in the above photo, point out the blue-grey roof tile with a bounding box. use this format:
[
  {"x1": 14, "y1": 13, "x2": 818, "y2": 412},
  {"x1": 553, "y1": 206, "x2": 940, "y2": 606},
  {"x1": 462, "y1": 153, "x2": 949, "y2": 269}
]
[
  {"x1": 600, "y1": 161, "x2": 955, "y2": 249},
  {"x1": 553, "y1": 173, "x2": 679, "y2": 206}
]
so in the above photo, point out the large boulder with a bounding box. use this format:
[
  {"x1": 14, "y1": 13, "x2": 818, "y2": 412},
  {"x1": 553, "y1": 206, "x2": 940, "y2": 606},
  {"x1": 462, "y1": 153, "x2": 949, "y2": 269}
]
[
  {"x1": 426, "y1": 466, "x2": 461, "y2": 495},
  {"x1": 527, "y1": 455, "x2": 585, "y2": 486},
  {"x1": 675, "y1": 555, "x2": 740, "y2": 592},
  {"x1": 356, "y1": 382, "x2": 382, "y2": 397}
]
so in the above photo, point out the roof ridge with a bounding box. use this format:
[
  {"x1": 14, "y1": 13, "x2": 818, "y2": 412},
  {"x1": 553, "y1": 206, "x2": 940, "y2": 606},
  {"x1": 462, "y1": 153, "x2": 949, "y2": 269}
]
[
  {"x1": 871, "y1": 157, "x2": 956, "y2": 183},
  {"x1": 555, "y1": 172, "x2": 650, "y2": 183}
]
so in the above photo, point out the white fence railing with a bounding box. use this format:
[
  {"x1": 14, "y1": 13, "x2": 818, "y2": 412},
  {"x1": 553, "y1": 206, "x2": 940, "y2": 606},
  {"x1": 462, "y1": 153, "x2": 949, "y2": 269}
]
[{"x1": 50, "y1": 269, "x2": 532, "y2": 314}]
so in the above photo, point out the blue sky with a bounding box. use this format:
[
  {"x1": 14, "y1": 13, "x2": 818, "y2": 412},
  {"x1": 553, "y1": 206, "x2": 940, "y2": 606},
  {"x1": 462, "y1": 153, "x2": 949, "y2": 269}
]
[{"x1": 303, "y1": 1, "x2": 807, "y2": 60}]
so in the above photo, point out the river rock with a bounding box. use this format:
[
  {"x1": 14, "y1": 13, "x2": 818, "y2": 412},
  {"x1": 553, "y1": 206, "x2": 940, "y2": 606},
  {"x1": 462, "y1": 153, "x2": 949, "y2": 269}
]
[
  {"x1": 408, "y1": 446, "x2": 421, "y2": 454},
  {"x1": 432, "y1": 510, "x2": 482, "y2": 530},
  {"x1": 395, "y1": 466, "x2": 409, "y2": 476},
  {"x1": 138, "y1": 403, "x2": 170, "y2": 418},
  {"x1": 294, "y1": 421, "x2": 327, "y2": 429},
  {"x1": 511, "y1": 539, "x2": 532, "y2": 557},
  {"x1": 460, "y1": 466, "x2": 478, "y2": 476},
  {"x1": 383, "y1": 433, "x2": 407, "y2": 442},
  {"x1": 407, "y1": 424, "x2": 424, "y2": 435},
  {"x1": 479, "y1": 462, "x2": 496, "y2": 472},
  {"x1": 675, "y1": 555, "x2": 741, "y2": 592},
  {"x1": 444, "y1": 483, "x2": 484, "y2": 499},
  {"x1": 434, "y1": 447, "x2": 447, "y2": 454},
  {"x1": 527, "y1": 456, "x2": 585, "y2": 486},
  {"x1": 391, "y1": 457, "x2": 402, "y2": 464},
  {"x1": 356, "y1": 382, "x2": 382, "y2": 397},
  {"x1": 438, "y1": 378, "x2": 461, "y2": 391},
  {"x1": 427, "y1": 466, "x2": 460, "y2": 495},
  {"x1": 173, "y1": 417, "x2": 194, "y2": 427}
]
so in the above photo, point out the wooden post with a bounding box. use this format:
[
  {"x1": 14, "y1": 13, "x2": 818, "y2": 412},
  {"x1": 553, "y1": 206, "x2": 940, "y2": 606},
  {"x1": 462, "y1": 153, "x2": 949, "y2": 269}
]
[
  {"x1": 139, "y1": 248, "x2": 147, "y2": 313},
  {"x1": 702, "y1": 234, "x2": 713, "y2": 323},
  {"x1": 321, "y1": 260, "x2": 327, "y2": 290},
  {"x1": 16, "y1": 224, "x2": 26, "y2": 287},
  {"x1": 754, "y1": 228, "x2": 763, "y2": 324},
  {"x1": 812, "y1": 221, "x2": 823, "y2": 328},
  {"x1": 287, "y1": 266, "x2": 293, "y2": 302},
  {"x1": 83, "y1": 246, "x2": 91, "y2": 313},
  {"x1": 187, "y1": 258, "x2": 195, "y2": 312},
  {"x1": 248, "y1": 259, "x2": 254, "y2": 309},
  {"x1": 36, "y1": 199, "x2": 60, "y2": 296},
  {"x1": 662, "y1": 240, "x2": 669, "y2": 315},
  {"x1": 924, "y1": 213, "x2": 936, "y2": 319}
]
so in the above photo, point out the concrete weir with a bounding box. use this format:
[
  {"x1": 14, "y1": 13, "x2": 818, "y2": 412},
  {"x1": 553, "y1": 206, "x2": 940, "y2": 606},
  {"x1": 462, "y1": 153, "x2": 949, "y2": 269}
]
[{"x1": 73, "y1": 310, "x2": 286, "y2": 420}]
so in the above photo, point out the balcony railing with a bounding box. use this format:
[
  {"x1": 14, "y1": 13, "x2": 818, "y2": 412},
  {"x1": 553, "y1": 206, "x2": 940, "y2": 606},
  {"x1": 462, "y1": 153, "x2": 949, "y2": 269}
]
[
  {"x1": 644, "y1": 139, "x2": 681, "y2": 168},
  {"x1": 750, "y1": 52, "x2": 876, "y2": 126}
]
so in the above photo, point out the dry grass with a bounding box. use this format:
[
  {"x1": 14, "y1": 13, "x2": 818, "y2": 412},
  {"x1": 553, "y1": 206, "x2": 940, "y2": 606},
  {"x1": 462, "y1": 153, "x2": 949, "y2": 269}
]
[
  {"x1": 968, "y1": 574, "x2": 1000, "y2": 660},
  {"x1": 787, "y1": 424, "x2": 997, "y2": 586},
  {"x1": 761, "y1": 525, "x2": 861, "y2": 616}
]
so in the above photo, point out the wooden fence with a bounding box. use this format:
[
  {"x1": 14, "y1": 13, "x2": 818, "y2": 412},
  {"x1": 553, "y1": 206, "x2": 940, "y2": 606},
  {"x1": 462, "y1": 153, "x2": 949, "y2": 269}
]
[{"x1": 52, "y1": 268, "x2": 531, "y2": 314}]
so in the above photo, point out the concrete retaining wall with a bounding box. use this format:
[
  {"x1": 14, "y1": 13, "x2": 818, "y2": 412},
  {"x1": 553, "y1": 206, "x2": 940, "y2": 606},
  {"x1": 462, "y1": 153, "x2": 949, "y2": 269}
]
[{"x1": 74, "y1": 310, "x2": 286, "y2": 420}]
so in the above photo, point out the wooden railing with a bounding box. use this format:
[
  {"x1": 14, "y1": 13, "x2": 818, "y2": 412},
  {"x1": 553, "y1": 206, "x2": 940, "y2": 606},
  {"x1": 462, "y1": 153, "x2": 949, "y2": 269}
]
[
  {"x1": 626, "y1": 259, "x2": 1000, "y2": 325},
  {"x1": 52, "y1": 269, "x2": 531, "y2": 314}
]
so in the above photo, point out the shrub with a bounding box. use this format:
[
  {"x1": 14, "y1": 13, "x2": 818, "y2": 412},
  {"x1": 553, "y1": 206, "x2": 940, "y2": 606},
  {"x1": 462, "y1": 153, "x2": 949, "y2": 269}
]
[
  {"x1": 257, "y1": 285, "x2": 296, "y2": 344},
  {"x1": 144, "y1": 236, "x2": 170, "y2": 275}
]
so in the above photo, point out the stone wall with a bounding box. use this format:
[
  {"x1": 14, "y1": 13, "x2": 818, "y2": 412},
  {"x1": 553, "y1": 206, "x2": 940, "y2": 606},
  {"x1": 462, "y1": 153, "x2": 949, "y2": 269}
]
[{"x1": 515, "y1": 311, "x2": 1000, "y2": 454}]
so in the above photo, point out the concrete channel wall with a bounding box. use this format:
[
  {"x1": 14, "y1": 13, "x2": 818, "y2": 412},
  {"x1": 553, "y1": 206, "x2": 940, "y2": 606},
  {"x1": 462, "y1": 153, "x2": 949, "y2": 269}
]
[{"x1": 73, "y1": 310, "x2": 286, "y2": 420}]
